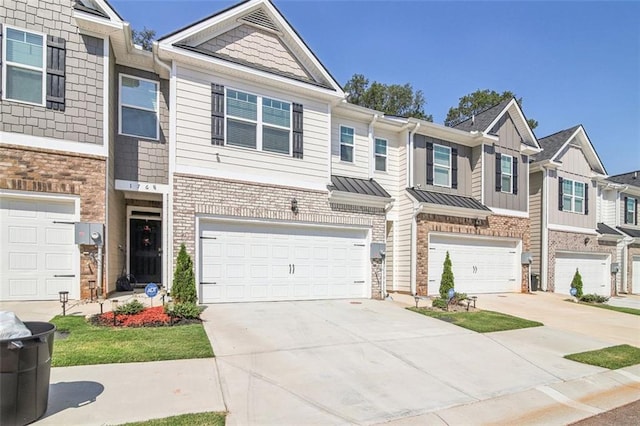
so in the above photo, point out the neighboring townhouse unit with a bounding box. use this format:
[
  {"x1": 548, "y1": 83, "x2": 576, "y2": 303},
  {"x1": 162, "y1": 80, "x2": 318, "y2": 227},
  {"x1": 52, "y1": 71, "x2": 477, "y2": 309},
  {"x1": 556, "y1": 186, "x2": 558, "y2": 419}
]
[
  {"x1": 0, "y1": 0, "x2": 117, "y2": 301},
  {"x1": 603, "y1": 171, "x2": 640, "y2": 294},
  {"x1": 529, "y1": 125, "x2": 619, "y2": 296},
  {"x1": 389, "y1": 99, "x2": 541, "y2": 297}
]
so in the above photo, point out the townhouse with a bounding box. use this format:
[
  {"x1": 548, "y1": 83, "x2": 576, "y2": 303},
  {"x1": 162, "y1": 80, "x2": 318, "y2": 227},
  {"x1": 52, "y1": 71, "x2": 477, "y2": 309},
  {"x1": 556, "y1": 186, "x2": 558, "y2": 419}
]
[{"x1": 1, "y1": 0, "x2": 635, "y2": 303}]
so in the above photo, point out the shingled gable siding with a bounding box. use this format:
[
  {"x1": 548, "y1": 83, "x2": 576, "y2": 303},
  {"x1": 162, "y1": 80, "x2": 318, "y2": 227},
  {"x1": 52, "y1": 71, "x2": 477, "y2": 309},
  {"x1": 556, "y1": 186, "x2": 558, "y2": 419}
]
[
  {"x1": 1, "y1": 0, "x2": 104, "y2": 144},
  {"x1": 172, "y1": 174, "x2": 386, "y2": 299},
  {"x1": 114, "y1": 65, "x2": 169, "y2": 185}
]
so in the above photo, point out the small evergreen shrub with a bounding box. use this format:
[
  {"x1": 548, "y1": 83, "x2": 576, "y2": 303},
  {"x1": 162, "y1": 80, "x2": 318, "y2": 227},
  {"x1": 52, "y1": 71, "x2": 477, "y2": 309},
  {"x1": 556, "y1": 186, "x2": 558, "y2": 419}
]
[
  {"x1": 165, "y1": 302, "x2": 202, "y2": 319},
  {"x1": 453, "y1": 292, "x2": 468, "y2": 302},
  {"x1": 570, "y1": 269, "x2": 584, "y2": 298},
  {"x1": 114, "y1": 299, "x2": 145, "y2": 315},
  {"x1": 439, "y1": 251, "x2": 455, "y2": 299},
  {"x1": 432, "y1": 298, "x2": 448, "y2": 309},
  {"x1": 172, "y1": 244, "x2": 197, "y2": 304},
  {"x1": 580, "y1": 294, "x2": 609, "y2": 304}
]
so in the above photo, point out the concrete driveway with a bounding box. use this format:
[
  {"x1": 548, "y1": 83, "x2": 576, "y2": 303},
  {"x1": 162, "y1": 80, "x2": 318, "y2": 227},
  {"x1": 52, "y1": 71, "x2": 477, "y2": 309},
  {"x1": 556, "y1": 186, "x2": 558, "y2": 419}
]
[{"x1": 200, "y1": 299, "x2": 640, "y2": 425}]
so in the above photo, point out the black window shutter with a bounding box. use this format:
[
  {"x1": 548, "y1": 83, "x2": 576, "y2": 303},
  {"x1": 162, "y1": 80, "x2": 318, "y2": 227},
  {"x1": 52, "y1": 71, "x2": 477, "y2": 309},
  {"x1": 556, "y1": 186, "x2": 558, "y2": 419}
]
[
  {"x1": 292, "y1": 103, "x2": 303, "y2": 159},
  {"x1": 584, "y1": 182, "x2": 589, "y2": 215},
  {"x1": 46, "y1": 35, "x2": 66, "y2": 111},
  {"x1": 426, "y1": 142, "x2": 434, "y2": 185},
  {"x1": 495, "y1": 152, "x2": 502, "y2": 192},
  {"x1": 558, "y1": 177, "x2": 564, "y2": 211},
  {"x1": 211, "y1": 83, "x2": 224, "y2": 146},
  {"x1": 624, "y1": 196, "x2": 629, "y2": 224},
  {"x1": 635, "y1": 199, "x2": 638, "y2": 225},
  {"x1": 512, "y1": 156, "x2": 518, "y2": 195},
  {"x1": 0, "y1": 25, "x2": 3, "y2": 99},
  {"x1": 451, "y1": 147, "x2": 458, "y2": 189}
]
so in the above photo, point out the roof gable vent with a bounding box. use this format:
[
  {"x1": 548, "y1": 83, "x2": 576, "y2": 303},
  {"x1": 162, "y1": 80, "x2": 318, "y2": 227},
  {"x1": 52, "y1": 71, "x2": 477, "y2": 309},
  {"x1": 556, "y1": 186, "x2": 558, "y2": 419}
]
[{"x1": 239, "y1": 8, "x2": 280, "y2": 33}]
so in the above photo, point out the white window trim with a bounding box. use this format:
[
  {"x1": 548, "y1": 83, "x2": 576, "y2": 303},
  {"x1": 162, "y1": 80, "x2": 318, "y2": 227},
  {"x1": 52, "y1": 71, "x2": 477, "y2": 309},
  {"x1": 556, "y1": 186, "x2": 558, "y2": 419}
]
[
  {"x1": 224, "y1": 87, "x2": 292, "y2": 155},
  {"x1": 433, "y1": 144, "x2": 451, "y2": 188},
  {"x1": 626, "y1": 197, "x2": 636, "y2": 224},
  {"x1": 501, "y1": 154, "x2": 513, "y2": 194},
  {"x1": 562, "y1": 179, "x2": 585, "y2": 214},
  {"x1": 2, "y1": 24, "x2": 47, "y2": 106},
  {"x1": 118, "y1": 73, "x2": 160, "y2": 140},
  {"x1": 374, "y1": 137, "x2": 387, "y2": 172},
  {"x1": 339, "y1": 125, "x2": 355, "y2": 163}
]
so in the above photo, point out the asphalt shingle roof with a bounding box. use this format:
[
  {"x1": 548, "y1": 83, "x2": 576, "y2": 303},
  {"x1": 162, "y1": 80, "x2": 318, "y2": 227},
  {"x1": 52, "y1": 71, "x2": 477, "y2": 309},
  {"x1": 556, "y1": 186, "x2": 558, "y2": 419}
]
[
  {"x1": 617, "y1": 227, "x2": 640, "y2": 238},
  {"x1": 328, "y1": 176, "x2": 391, "y2": 198},
  {"x1": 608, "y1": 171, "x2": 640, "y2": 188},
  {"x1": 597, "y1": 223, "x2": 622, "y2": 236},
  {"x1": 452, "y1": 99, "x2": 511, "y2": 133},
  {"x1": 407, "y1": 188, "x2": 491, "y2": 211},
  {"x1": 534, "y1": 125, "x2": 581, "y2": 162}
]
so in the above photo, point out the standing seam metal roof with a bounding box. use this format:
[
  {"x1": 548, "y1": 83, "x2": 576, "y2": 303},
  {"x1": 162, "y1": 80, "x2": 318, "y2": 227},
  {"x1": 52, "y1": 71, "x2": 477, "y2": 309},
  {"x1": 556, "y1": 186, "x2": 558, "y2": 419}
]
[
  {"x1": 328, "y1": 175, "x2": 391, "y2": 198},
  {"x1": 407, "y1": 188, "x2": 490, "y2": 211}
]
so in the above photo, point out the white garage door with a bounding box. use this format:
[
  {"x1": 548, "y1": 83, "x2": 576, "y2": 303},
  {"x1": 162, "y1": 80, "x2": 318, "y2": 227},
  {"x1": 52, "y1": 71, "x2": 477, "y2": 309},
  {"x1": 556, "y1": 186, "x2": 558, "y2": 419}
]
[
  {"x1": 428, "y1": 234, "x2": 521, "y2": 295},
  {"x1": 630, "y1": 256, "x2": 640, "y2": 293},
  {"x1": 554, "y1": 252, "x2": 610, "y2": 296},
  {"x1": 0, "y1": 196, "x2": 78, "y2": 301},
  {"x1": 199, "y1": 221, "x2": 369, "y2": 303}
]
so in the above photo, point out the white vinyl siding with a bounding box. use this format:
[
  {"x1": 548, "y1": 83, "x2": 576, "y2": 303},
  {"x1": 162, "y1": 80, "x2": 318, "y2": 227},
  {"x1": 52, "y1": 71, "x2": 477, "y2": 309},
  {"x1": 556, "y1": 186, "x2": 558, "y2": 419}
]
[
  {"x1": 340, "y1": 126, "x2": 355, "y2": 163},
  {"x1": 433, "y1": 144, "x2": 451, "y2": 187},
  {"x1": 562, "y1": 179, "x2": 585, "y2": 214},
  {"x1": 174, "y1": 68, "x2": 328, "y2": 189},
  {"x1": 119, "y1": 74, "x2": 159, "y2": 140},
  {"x1": 501, "y1": 154, "x2": 513, "y2": 194},
  {"x1": 3, "y1": 26, "x2": 46, "y2": 105}
]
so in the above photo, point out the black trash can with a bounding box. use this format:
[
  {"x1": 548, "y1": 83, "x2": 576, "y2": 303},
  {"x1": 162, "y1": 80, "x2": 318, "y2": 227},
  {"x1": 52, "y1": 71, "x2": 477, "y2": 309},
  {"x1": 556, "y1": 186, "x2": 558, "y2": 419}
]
[
  {"x1": 531, "y1": 274, "x2": 540, "y2": 292},
  {"x1": 1, "y1": 321, "x2": 56, "y2": 426}
]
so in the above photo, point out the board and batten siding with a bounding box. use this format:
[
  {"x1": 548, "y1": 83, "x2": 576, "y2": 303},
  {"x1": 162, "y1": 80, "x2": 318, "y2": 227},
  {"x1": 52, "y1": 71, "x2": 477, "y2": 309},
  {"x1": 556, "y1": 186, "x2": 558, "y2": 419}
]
[
  {"x1": 174, "y1": 66, "x2": 330, "y2": 189},
  {"x1": 529, "y1": 171, "x2": 543, "y2": 275},
  {"x1": 331, "y1": 115, "x2": 370, "y2": 180},
  {"x1": 471, "y1": 145, "x2": 483, "y2": 201},
  {"x1": 413, "y1": 135, "x2": 473, "y2": 197}
]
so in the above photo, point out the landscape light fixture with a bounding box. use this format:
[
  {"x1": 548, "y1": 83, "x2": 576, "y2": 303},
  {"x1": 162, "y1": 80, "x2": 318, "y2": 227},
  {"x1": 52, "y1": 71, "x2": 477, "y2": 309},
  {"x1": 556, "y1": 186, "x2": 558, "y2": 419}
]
[
  {"x1": 111, "y1": 299, "x2": 119, "y2": 326},
  {"x1": 88, "y1": 280, "x2": 96, "y2": 302},
  {"x1": 59, "y1": 291, "x2": 69, "y2": 316}
]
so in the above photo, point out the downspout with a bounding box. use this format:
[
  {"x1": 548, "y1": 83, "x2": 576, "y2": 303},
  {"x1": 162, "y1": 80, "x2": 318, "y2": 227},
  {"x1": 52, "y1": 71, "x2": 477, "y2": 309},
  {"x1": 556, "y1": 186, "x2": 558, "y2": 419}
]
[
  {"x1": 368, "y1": 114, "x2": 379, "y2": 179},
  {"x1": 410, "y1": 204, "x2": 424, "y2": 296},
  {"x1": 408, "y1": 123, "x2": 420, "y2": 188},
  {"x1": 540, "y1": 167, "x2": 549, "y2": 291}
]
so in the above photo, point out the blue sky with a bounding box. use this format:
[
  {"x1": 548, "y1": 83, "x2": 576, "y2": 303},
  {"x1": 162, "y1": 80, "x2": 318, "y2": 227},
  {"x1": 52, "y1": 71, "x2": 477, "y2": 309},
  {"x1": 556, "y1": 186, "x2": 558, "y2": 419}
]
[{"x1": 111, "y1": 0, "x2": 640, "y2": 175}]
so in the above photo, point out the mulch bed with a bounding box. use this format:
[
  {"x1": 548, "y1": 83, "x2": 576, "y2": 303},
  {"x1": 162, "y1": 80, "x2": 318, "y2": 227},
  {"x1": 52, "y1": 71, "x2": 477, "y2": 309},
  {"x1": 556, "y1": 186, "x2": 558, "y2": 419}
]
[{"x1": 89, "y1": 306, "x2": 201, "y2": 327}]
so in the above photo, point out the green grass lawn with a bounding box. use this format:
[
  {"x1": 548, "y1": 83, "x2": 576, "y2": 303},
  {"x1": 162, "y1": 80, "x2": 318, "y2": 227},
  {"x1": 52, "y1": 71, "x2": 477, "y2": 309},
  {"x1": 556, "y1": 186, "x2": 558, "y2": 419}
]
[
  {"x1": 565, "y1": 345, "x2": 640, "y2": 369},
  {"x1": 407, "y1": 307, "x2": 543, "y2": 333},
  {"x1": 118, "y1": 412, "x2": 226, "y2": 426},
  {"x1": 50, "y1": 315, "x2": 214, "y2": 367},
  {"x1": 578, "y1": 302, "x2": 640, "y2": 316}
]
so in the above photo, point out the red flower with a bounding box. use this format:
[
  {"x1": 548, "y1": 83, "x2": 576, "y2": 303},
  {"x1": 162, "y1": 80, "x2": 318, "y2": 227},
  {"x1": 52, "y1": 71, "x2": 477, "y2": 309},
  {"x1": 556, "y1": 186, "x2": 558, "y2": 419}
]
[{"x1": 94, "y1": 306, "x2": 171, "y2": 327}]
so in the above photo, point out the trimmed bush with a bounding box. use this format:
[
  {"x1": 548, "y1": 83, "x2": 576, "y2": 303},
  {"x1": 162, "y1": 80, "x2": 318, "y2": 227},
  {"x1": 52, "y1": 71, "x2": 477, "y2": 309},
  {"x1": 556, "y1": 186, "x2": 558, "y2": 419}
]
[
  {"x1": 165, "y1": 302, "x2": 202, "y2": 320},
  {"x1": 114, "y1": 299, "x2": 145, "y2": 315},
  {"x1": 571, "y1": 269, "x2": 584, "y2": 298},
  {"x1": 439, "y1": 251, "x2": 455, "y2": 299},
  {"x1": 432, "y1": 298, "x2": 448, "y2": 309},
  {"x1": 580, "y1": 294, "x2": 610, "y2": 304},
  {"x1": 172, "y1": 244, "x2": 197, "y2": 304}
]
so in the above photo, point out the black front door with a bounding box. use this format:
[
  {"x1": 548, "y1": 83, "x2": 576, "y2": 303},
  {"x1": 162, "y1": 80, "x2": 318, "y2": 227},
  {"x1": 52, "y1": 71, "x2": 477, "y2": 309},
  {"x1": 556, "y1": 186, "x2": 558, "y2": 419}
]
[{"x1": 129, "y1": 218, "x2": 162, "y2": 285}]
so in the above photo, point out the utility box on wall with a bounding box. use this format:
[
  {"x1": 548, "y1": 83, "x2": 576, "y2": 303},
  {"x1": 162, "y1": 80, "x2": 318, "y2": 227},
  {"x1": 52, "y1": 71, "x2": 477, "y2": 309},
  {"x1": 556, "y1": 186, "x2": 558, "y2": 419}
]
[
  {"x1": 370, "y1": 243, "x2": 386, "y2": 259},
  {"x1": 521, "y1": 252, "x2": 533, "y2": 264},
  {"x1": 75, "y1": 223, "x2": 104, "y2": 245}
]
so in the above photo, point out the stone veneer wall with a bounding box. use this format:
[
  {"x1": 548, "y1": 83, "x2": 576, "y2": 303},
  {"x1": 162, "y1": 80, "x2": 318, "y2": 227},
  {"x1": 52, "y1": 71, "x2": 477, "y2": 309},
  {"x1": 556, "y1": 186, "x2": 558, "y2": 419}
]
[
  {"x1": 172, "y1": 174, "x2": 386, "y2": 299},
  {"x1": 547, "y1": 230, "x2": 617, "y2": 296},
  {"x1": 0, "y1": 145, "x2": 106, "y2": 299},
  {"x1": 415, "y1": 214, "x2": 531, "y2": 296},
  {"x1": 625, "y1": 244, "x2": 640, "y2": 294}
]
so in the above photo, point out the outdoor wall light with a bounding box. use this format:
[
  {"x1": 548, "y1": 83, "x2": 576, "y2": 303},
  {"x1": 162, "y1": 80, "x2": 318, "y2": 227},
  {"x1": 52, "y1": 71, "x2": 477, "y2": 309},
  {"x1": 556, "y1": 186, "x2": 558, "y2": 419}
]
[
  {"x1": 59, "y1": 291, "x2": 69, "y2": 316},
  {"x1": 584, "y1": 237, "x2": 590, "y2": 245},
  {"x1": 291, "y1": 198, "x2": 299, "y2": 214}
]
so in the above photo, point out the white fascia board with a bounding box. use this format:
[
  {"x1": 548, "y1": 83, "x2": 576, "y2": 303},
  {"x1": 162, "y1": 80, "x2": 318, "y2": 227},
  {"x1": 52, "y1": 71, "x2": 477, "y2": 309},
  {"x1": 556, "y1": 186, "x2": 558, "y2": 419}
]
[
  {"x1": 598, "y1": 233, "x2": 623, "y2": 242},
  {"x1": 420, "y1": 203, "x2": 491, "y2": 220},
  {"x1": 408, "y1": 119, "x2": 485, "y2": 147},
  {"x1": 334, "y1": 103, "x2": 408, "y2": 130},
  {"x1": 484, "y1": 99, "x2": 539, "y2": 148},
  {"x1": 328, "y1": 191, "x2": 394, "y2": 209},
  {"x1": 72, "y1": 10, "x2": 124, "y2": 32},
  {"x1": 552, "y1": 126, "x2": 606, "y2": 175},
  {"x1": 159, "y1": 46, "x2": 342, "y2": 101},
  {"x1": 521, "y1": 143, "x2": 542, "y2": 156},
  {"x1": 547, "y1": 223, "x2": 599, "y2": 235},
  {"x1": 490, "y1": 207, "x2": 529, "y2": 218},
  {"x1": 94, "y1": 0, "x2": 125, "y2": 22},
  {"x1": 550, "y1": 127, "x2": 582, "y2": 163},
  {"x1": 0, "y1": 132, "x2": 108, "y2": 158}
]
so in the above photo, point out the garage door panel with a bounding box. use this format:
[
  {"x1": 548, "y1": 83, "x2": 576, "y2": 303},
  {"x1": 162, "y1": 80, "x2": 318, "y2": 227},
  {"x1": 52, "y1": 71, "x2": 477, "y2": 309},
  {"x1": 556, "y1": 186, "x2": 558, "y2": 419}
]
[
  {"x1": 46, "y1": 227, "x2": 74, "y2": 244},
  {"x1": 10, "y1": 226, "x2": 37, "y2": 243},
  {"x1": 555, "y1": 253, "x2": 609, "y2": 296},
  {"x1": 46, "y1": 253, "x2": 73, "y2": 270},
  {"x1": 633, "y1": 257, "x2": 640, "y2": 291}
]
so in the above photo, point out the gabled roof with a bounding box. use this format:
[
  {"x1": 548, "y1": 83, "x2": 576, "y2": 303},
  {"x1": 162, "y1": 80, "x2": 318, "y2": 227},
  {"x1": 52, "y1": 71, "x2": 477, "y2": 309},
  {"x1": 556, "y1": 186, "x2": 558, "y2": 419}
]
[
  {"x1": 73, "y1": 0, "x2": 123, "y2": 22},
  {"x1": 608, "y1": 171, "x2": 640, "y2": 188},
  {"x1": 453, "y1": 98, "x2": 539, "y2": 149},
  {"x1": 157, "y1": 0, "x2": 343, "y2": 94},
  {"x1": 535, "y1": 125, "x2": 606, "y2": 175},
  {"x1": 407, "y1": 188, "x2": 490, "y2": 212},
  {"x1": 328, "y1": 176, "x2": 390, "y2": 198}
]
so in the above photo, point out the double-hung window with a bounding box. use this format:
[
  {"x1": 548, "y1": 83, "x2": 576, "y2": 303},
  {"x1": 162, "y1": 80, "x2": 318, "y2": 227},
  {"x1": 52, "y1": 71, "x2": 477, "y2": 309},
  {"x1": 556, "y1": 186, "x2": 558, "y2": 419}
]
[
  {"x1": 500, "y1": 155, "x2": 513, "y2": 193},
  {"x1": 119, "y1": 75, "x2": 159, "y2": 139},
  {"x1": 226, "y1": 89, "x2": 292, "y2": 154},
  {"x1": 562, "y1": 179, "x2": 585, "y2": 213},
  {"x1": 433, "y1": 144, "x2": 451, "y2": 187},
  {"x1": 3, "y1": 26, "x2": 46, "y2": 105},
  {"x1": 374, "y1": 138, "x2": 387, "y2": 171},
  {"x1": 626, "y1": 197, "x2": 637, "y2": 224},
  {"x1": 340, "y1": 126, "x2": 354, "y2": 162}
]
